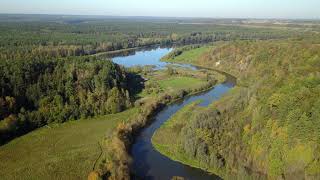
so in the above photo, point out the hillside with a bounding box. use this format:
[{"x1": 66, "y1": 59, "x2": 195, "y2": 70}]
[{"x1": 155, "y1": 40, "x2": 320, "y2": 179}]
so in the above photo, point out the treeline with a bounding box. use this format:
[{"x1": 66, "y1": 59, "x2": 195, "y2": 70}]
[
  {"x1": 163, "y1": 40, "x2": 320, "y2": 179},
  {"x1": 0, "y1": 57, "x2": 133, "y2": 144},
  {"x1": 0, "y1": 19, "x2": 301, "y2": 60}
]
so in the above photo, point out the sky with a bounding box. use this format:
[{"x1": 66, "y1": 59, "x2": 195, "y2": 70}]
[{"x1": 0, "y1": 0, "x2": 319, "y2": 19}]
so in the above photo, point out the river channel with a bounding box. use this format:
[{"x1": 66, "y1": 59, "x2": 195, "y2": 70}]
[{"x1": 107, "y1": 46, "x2": 236, "y2": 180}]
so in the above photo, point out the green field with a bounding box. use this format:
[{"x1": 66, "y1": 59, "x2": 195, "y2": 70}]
[
  {"x1": 0, "y1": 108, "x2": 138, "y2": 180},
  {"x1": 159, "y1": 76, "x2": 207, "y2": 91},
  {"x1": 136, "y1": 68, "x2": 214, "y2": 98},
  {"x1": 162, "y1": 46, "x2": 212, "y2": 64}
]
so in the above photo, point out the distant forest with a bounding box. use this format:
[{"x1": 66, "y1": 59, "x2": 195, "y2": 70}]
[{"x1": 0, "y1": 15, "x2": 306, "y2": 61}]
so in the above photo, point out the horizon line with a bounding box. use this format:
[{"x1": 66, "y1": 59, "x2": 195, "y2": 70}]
[{"x1": 1, "y1": 13, "x2": 320, "y2": 21}]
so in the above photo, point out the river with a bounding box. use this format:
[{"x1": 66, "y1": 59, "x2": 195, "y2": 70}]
[{"x1": 109, "y1": 46, "x2": 236, "y2": 180}]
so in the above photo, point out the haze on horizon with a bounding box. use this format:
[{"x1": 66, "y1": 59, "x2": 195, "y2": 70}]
[{"x1": 0, "y1": 0, "x2": 320, "y2": 19}]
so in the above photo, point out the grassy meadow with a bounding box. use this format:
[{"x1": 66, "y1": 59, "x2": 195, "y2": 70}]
[
  {"x1": 136, "y1": 67, "x2": 219, "y2": 98},
  {"x1": 0, "y1": 108, "x2": 138, "y2": 180},
  {"x1": 158, "y1": 76, "x2": 207, "y2": 91},
  {"x1": 162, "y1": 46, "x2": 212, "y2": 64}
]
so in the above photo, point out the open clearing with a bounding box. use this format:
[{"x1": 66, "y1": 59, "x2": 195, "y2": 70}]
[
  {"x1": 0, "y1": 108, "x2": 138, "y2": 180},
  {"x1": 159, "y1": 76, "x2": 207, "y2": 91},
  {"x1": 163, "y1": 46, "x2": 212, "y2": 64}
]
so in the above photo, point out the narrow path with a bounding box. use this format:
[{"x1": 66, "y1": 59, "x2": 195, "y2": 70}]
[{"x1": 92, "y1": 142, "x2": 103, "y2": 170}]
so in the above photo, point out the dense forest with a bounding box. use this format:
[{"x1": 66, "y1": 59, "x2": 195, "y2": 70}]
[
  {"x1": 0, "y1": 15, "x2": 304, "y2": 61},
  {"x1": 155, "y1": 40, "x2": 320, "y2": 179},
  {"x1": 0, "y1": 57, "x2": 133, "y2": 144}
]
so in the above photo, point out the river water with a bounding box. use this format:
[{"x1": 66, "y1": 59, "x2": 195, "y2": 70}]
[{"x1": 110, "y1": 47, "x2": 236, "y2": 180}]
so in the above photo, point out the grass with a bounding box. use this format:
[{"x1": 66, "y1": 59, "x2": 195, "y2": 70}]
[
  {"x1": 159, "y1": 76, "x2": 207, "y2": 91},
  {"x1": 137, "y1": 68, "x2": 211, "y2": 98},
  {"x1": 163, "y1": 46, "x2": 212, "y2": 64},
  {"x1": 0, "y1": 108, "x2": 138, "y2": 180}
]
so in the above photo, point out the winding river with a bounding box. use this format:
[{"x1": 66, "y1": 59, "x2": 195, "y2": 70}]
[{"x1": 108, "y1": 47, "x2": 236, "y2": 180}]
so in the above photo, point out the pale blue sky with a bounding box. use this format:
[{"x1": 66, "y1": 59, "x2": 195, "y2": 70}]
[{"x1": 0, "y1": 0, "x2": 319, "y2": 19}]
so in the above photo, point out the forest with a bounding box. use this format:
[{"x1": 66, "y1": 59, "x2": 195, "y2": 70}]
[
  {"x1": 0, "y1": 15, "x2": 304, "y2": 61},
  {"x1": 0, "y1": 57, "x2": 133, "y2": 144},
  {"x1": 154, "y1": 39, "x2": 320, "y2": 179}
]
